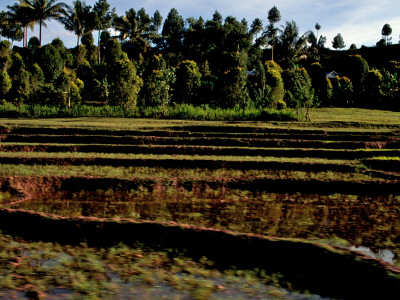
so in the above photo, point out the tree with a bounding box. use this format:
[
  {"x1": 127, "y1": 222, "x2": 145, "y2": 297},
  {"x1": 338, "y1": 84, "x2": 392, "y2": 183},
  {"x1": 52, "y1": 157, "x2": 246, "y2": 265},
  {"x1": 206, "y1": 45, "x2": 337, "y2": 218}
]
[
  {"x1": 331, "y1": 76, "x2": 353, "y2": 106},
  {"x1": 38, "y1": 43, "x2": 64, "y2": 82},
  {"x1": 363, "y1": 69, "x2": 384, "y2": 106},
  {"x1": 103, "y1": 38, "x2": 122, "y2": 65},
  {"x1": 203, "y1": 11, "x2": 224, "y2": 75},
  {"x1": 140, "y1": 54, "x2": 175, "y2": 111},
  {"x1": 3, "y1": 22, "x2": 24, "y2": 46},
  {"x1": 24, "y1": 0, "x2": 68, "y2": 46},
  {"x1": 376, "y1": 38, "x2": 386, "y2": 47},
  {"x1": 222, "y1": 16, "x2": 252, "y2": 54},
  {"x1": 28, "y1": 62, "x2": 45, "y2": 102},
  {"x1": 308, "y1": 62, "x2": 332, "y2": 106},
  {"x1": 0, "y1": 11, "x2": 8, "y2": 41},
  {"x1": 161, "y1": 8, "x2": 184, "y2": 63},
  {"x1": 263, "y1": 6, "x2": 281, "y2": 61},
  {"x1": 92, "y1": 0, "x2": 115, "y2": 64},
  {"x1": 173, "y1": 60, "x2": 202, "y2": 104},
  {"x1": 381, "y1": 24, "x2": 392, "y2": 45},
  {"x1": 55, "y1": 67, "x2": 83, "y2": 106},
  {"x1": 149, "y1": 10, "x2": 163, "y2": 48},
  {"x1": 0, "y1": 40, "x2": 12, "y2": 71},
  {"x1": 150, "y1": 10, "x2": 162, "y2": 34},
  {"x1": 344, "y1": 54, "x2": 369, "y2": 97},
  {"x1": 264, "y1": 60, "x2": 285, "y2": 107},
  {"x1": 108, "y1": 55, "x2": 142, "y2": 112},
  {"x1": 0, "y1": 69, "x2": 12, "y2": 98},
  {"x1": 308, "y1": 31, "x2": 317, "y2": 47},
  {"x1": 282, "y1": 67, "x2": 314, "y2": 119},
  {"x1": 8, "y1": 52, "x2": 31, "y2": 104},
  {"x1": 59, "y1": 0, "x2": 92, "y2": 46},
  {"x1": 250, "y1": 18, "x2": 263, "y2": 40},
  {"x1": 315, "y1": 23, "x2": 321, "y2": 41},
  {"x1": 332, "y1": 33, "x2": 345, "y2": 50},
  {"x1": 112, "y1": 8, "x2": 152, "y2": 55},
  {"x1": 6, "y1": 2, "x2": 34, "y2": 47},
  {"x1": 277, "y1": 20, "x2": 310, "y2": 68},
  {"x1": 183, "y1": 17, "x2": 207, "y2": 62},
  {"x1": 318, "y1": 35, "x2": 326, "y2": 48},
  {"x1": 349, "y1": 44, "x2": 357, "y2": 50}
]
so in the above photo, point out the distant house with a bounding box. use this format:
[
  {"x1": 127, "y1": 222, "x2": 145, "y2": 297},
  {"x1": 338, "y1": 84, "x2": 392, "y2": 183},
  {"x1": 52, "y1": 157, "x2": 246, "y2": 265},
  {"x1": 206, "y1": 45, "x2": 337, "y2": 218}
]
[
  {"x1": 325, "y1": 71, "x2": 338, "y2": 79},
  {"x1": 246, "y1": 70, "x2": 258, "y2": 77}
]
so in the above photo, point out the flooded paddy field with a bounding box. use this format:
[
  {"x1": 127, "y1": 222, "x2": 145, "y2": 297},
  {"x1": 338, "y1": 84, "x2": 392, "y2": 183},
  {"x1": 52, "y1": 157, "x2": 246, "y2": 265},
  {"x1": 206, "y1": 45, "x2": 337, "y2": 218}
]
[
  {"x1": 1, "y1": 118, "x2": 400, "y2": 299},
  {"x1": 4, "y1": 189, "x2": 400, "y2": 263}
]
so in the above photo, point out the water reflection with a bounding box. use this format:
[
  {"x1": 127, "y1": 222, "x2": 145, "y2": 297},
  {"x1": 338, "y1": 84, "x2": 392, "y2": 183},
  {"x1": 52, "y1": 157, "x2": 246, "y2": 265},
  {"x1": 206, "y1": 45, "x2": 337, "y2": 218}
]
[{"x1": 4, "y1": 190, "x2": 400, "y2": 263}]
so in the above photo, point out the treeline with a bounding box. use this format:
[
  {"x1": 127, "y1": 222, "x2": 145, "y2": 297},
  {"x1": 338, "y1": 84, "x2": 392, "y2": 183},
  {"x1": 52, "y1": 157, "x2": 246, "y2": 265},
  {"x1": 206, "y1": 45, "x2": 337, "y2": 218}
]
[{"x1": 0, "y1": 1, "x2": 399, "y2": 118}]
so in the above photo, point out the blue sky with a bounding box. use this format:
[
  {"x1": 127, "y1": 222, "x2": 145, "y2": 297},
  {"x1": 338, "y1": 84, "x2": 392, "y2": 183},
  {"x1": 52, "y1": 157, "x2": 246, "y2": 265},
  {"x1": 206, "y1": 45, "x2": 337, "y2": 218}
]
[{"x1": 1, "y1": 0, "x2": 400, "y2": 49}]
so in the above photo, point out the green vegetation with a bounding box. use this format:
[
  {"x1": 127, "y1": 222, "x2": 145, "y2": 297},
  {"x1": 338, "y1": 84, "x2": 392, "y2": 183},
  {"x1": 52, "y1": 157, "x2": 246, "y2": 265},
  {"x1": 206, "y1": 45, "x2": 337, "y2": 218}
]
[
  {"x1": 1, "y1": 2, "x2": 400, "y2": 120},
  {"x1": 0, "y1": 232, "x2": 299, "y2": 299},
  {"x1": 0, "y1": 164, "x2": 376, "y2": 180},
  {"x1": 0, "y1": 102, "x2": 299, "y2": 121}
]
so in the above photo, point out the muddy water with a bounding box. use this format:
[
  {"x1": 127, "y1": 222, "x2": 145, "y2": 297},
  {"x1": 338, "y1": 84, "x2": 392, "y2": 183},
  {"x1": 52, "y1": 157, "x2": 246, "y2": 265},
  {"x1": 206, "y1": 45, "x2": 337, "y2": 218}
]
[{"x1": 5, "y1": 189, "x2": 400, "y2": 262}]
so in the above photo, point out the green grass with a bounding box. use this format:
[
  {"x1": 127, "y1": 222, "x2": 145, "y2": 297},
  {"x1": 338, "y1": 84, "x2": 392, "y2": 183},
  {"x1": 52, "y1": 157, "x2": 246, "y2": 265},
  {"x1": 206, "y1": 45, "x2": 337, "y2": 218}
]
[
  {"x1": 0, "y1": 164, "x2": 376, "y2": 180},
  {"x1": 369, "y1": 156, "x2": 400, "y2": 160},
  {"x1": 0, "y1": 103, "x2": 299, "y2": 121},
  {"x1": 1, "y1": 107, "x2": 399, "y2": 131},
  {"x1": 0, "y1": 151, "x2": 357, "y2": 164},
  {"x1": 310, "y1": 107, "x2": 400, "y2": 125}
]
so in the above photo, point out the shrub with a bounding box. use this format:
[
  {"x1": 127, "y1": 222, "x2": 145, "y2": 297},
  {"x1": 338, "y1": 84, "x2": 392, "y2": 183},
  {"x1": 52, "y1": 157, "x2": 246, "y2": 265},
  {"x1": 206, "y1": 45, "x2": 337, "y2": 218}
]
[
  {"x1": 108, "y1": 57, "x2": 143, "y2": 113},
  {"x1": 308, "y1": 62, "x2": 332, "y2": 106},
  {"x1": 173, "y1": 60, "x2": 202, "y2": 104},
  {"x1": 363, "y1": 69, "x2": 384, "y2": 106},
  {"x1": 0, "y1": 70, "x2": 12, "y2": 97},
  {"x1": 218, "y1": 66, "x2": 250, "y2": 108},
  {"x1": 264, "y1": 60, "x2": 285, "y2": 107}
]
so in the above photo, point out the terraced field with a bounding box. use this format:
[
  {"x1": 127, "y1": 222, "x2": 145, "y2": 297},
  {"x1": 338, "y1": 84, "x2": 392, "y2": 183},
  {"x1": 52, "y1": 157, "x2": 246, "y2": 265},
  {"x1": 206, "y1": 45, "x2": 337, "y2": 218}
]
[{"x1": 1, "y1": 116, "x2": 400, "y2": 299}]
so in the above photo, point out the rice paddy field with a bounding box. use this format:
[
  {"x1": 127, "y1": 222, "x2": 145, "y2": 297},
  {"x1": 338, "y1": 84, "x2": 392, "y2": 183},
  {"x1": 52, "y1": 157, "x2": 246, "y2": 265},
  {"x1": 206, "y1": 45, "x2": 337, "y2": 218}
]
[{"x1": 1, "y1": 108, "x2": 400, "y2": 299}]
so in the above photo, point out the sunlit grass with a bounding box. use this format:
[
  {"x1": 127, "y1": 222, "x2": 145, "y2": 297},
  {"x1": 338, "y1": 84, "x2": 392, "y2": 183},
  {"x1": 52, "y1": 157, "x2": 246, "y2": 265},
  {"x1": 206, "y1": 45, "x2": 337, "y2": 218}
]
[
  {"x1": 310, "y1": 107, "x2": 400, "y2": 125},
  {"x1": 0, "y1": 151, "x2": 357, "y2": 164},
  {"x1": 0, "y1": 164, "x2": 375, "y2": 180},
  {"x1": 1, "y1": 107, "x2": 400, "y2": 131}
]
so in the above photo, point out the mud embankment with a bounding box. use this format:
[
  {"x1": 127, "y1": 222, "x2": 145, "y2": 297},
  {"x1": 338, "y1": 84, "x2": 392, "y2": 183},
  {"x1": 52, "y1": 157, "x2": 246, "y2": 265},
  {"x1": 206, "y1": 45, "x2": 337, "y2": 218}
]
[{"x1": 1, "y1": 175, "x2": 400, "y2": 195}]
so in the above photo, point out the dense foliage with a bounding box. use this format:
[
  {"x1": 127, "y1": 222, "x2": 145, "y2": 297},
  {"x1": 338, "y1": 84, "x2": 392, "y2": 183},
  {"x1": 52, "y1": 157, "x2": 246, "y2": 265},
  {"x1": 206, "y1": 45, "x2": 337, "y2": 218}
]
[{"x1": 0, "y1": 1, "x2": 399, "y2": 118}]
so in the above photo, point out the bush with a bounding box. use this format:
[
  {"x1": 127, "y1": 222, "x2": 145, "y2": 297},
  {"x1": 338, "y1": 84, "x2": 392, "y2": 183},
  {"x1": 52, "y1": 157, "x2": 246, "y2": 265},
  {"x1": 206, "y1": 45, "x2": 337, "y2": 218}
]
[
  {"x1": 308, "y1": 62, "x2": 332, "y2": 106},
  {"x1": 218, "y1": 66, "x2": 250, "y2": 108},
  {"x1": 264, "y1": 60, "x2": 285, "y2": 107},
  {"x1": 108, "y1": 58, "x2": 142, "y2": 113},
  {"x1": 173, "y1": 60, "x2": 202, "y2": 104},
  {"x1": 0, "y1": 103, "x2": 300, "y2": 121}
]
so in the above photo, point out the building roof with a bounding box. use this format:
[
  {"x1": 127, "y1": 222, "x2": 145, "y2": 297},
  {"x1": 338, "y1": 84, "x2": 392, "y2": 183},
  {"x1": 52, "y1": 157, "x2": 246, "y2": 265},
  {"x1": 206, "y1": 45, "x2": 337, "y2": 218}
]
[
  {"x1": 325, "y1": 71, "x2": 338, "y2": 79},
  {"x1": 246, "y1": 70, "x2": 258, "y2": 77}
]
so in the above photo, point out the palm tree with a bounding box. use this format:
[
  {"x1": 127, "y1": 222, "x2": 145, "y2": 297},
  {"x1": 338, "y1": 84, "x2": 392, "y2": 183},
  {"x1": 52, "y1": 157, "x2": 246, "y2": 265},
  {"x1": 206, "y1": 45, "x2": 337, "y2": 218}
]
[
  {"x1": 59, "y1": 0, "x2": 91, "y2": 46},
  {"x1": 24, "y1": 0, "x2": 67, "y2": 46},
  {"x1": 278, "y1": 20, "x2": 310, "y2": 67},
  {"x1": 250, "y1": 18, "x2": 263, "y2": 41},
  {"x1": 0, "y1": 11, "x2": 8, "y2": 41},
  {"x1": 112, "y1": 8, "x2": 152, "y2": 52},
  {"x1": 6, "y1": 1, "x2": 35, "y2": 47},
  {"x1": 92, "y1": 0, "x2": 114, "y2": 64},
  {"x1": 263, "y1": 6, "x2": 281, "y2": 61}
]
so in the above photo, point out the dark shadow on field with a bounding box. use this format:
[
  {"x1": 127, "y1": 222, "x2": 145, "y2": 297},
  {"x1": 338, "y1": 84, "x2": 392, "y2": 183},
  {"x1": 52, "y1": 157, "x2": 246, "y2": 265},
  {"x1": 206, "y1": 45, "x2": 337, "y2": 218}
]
[{"x1": 0, "y1": 207, "x2": 399, "y2": 300}]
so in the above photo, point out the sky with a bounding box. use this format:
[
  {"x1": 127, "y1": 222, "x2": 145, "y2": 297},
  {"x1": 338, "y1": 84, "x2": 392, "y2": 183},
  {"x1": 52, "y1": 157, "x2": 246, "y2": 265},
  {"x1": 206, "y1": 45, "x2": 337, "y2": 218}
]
[{"x1": 1, "y1": 0, "x2": 400, "y2": 49}]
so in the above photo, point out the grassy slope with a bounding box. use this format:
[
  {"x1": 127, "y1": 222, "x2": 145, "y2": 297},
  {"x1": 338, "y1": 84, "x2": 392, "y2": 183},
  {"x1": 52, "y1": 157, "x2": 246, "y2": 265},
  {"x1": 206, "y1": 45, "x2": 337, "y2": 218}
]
[{"x1": 0, "y1": 107, "x2": 399, "y2": 130}]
